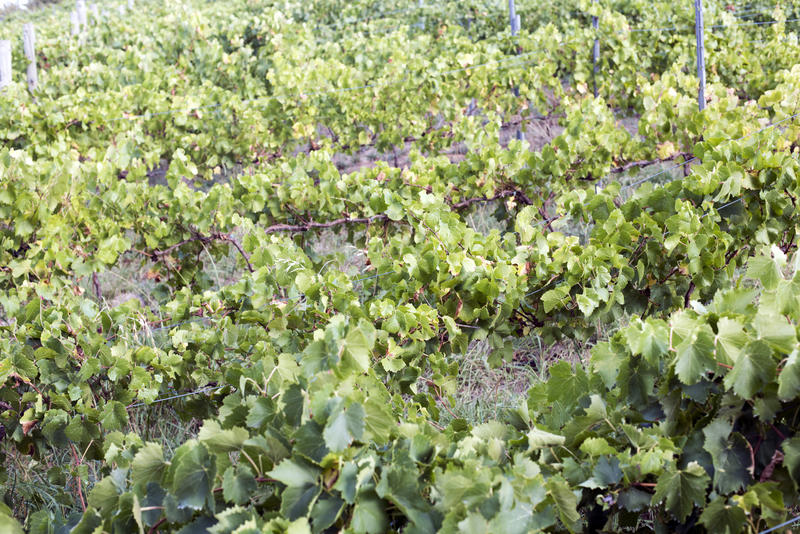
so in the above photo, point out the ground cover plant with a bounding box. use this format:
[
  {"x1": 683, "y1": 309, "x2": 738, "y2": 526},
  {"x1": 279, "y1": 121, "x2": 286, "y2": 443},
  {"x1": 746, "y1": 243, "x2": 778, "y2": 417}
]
[{"x1": 4, "y1": 0, "x2": 800, "y2": 532}]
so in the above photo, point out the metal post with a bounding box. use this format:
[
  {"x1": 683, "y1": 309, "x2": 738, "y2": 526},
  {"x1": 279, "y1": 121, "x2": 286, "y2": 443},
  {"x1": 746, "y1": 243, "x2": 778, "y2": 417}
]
[
  {"x1": 22, "y1": 23, "x2": 35, "y2": 61},
  {"x1": 0, "y1": 41, "x2": 11, "y2": 89},
  {"x1": 592, "y1": 1, "x2": 599, "y2": 98},
  {"x1": 695, "y1": 0, "x2": 706, "y2": 111},
  {"x1": 509, "y1": 0, "x2": 523, "y2": 141},
  {"x1": 77, "y1": 0, "x2": 88, "y2": 29},
  {"x1": 23, "y1": 23, "x2": 37, "y2": 92},
  {"x1": 71, "y1": 10, "x2": 80, "y2": 37}
]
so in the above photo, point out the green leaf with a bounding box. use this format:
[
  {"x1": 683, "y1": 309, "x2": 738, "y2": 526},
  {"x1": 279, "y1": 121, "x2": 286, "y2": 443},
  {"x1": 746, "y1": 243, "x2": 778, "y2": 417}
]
[
  {"x1": 698, "y1": 497, "x2": 746, "y2": 534},
  {"x1": 170, "y1": 442, "x2": 216, "y2": 511},
  {"x1": 782, "y1": 436, "x2": 800, "y2": 488},
  {"x1": 617, "y1": 488, "x2": 652, "y2": 512},
  {"x1": 739, "y1": 482, "x2": 786, "y2": 524},
  {"x1": 714, "y1": 317, "x2": 748, "y2": 365},
  {"x1": 545, "y1": 361, "x2": 589, "y2": 408},
  {"x1": 723, "y1": 340, "x2": 776, "y2": 399},
  {"x1": 343, "y1": 320, "x2": 376, "y2": 373},
  {"x1": 287, "y1": 517, "x2": 313, "y2": 534},
  {"x1": 294, "y1": 420, "x2": 329, "y2": 463},
  {"x1": 309, "y1": 494, "x2": 344, "y2": 533},
  {"x1": 87, "y1": 477, "x2": 119, "y2": 513},
  {"x1": 363, "y1": 397, "x2": 395, "y2": 443},
  {"x1": 0, "y1": 514, "x2": 24, "y2": 534},
  {"x1": 198, "y1": 420, "x2": 249, "y2": 453},
  {"x1": 100, "y1": 400, "x2": 129, "y2": 431},
  {"x1": 132, "y1": 443, "x2": 166, "y2": 487},
  {"x1": 674, "y1": 325, "x2": 716, "y2": 385},
  {"x1": 577, "y1": 292, "x2": 598, "y2": 317},
  {"x1": 652, "y1": 462, "x2": 709, "y2": 521},
  {"x1": 579, "y1": 437, "x2": 616, "y2": 456},
  {"x1": 245, "y1": 397, "x2": 276, "y2": 429},
  {"x1": 527, "y1": 426, "x2": 566, "y2": 450},
  {"x1": 283, "y1": 384, "x2": 305, "y2": 427},
  {"x1": 209, "y1": 506, "x2": 253, "y2": 533},
  {"x1": 746, "y1": 255, "x2": 782, "y2": 290},
  {"x1": 590, "y1": 342, "x2": 621, "y2": 389},
  {"x1": 545, "y1": 475, "x2": 580, "y2": 531},
  {"x1": 66, "y1": 509, "x2": 103, "y2": 534},
  {"x1": 386, "y1": 203, "x2": 404, "y2": 221},
  {"x1": 587, "y1": 456, "x2": 622, "y2": 488},
  {"x1": 778, "y1": 350, "x2": 800, "y2": 401},
  {"x1": 269, "y1": 457, "x2": 321, "y2": 487},
  {"x1": 351, "y1": 496, "x2": 388, "y2": 534},
  {"x1": 280, "y1": 484, "x2": 321, "y2": 521},
  {"x1": 323, "y1": 401, "x2": 365, "y2": 452},
  {"x1": 625, "y1": 318, "x2": 669, "y2": 365},
  {"x1": 376, "y1": 454, "x2": 435, "y2": 532},
  {"x1": 222, "y1": 466, "x2": 257, "y2": 505},
  {"x1": 753, "y1": 312, "x2": 797, "y2": 353},
  {"x1": 541, "y1": 286, "x2": 570, "y2": 313},
  {"x1": 703, "y1": 418, "x2": 751, "y2": 494},
  {"x1": 175, "y1": 516, "x2": 216, "y2": 534}
]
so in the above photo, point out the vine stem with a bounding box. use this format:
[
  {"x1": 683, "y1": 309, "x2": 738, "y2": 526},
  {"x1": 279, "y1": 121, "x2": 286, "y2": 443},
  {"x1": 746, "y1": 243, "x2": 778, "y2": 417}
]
[
  {"x1": 264, "y1": 214, "x2": 390, "y2": 234},
  {"x1": 69, "y1": 443, "x2": 87, "y2": 512},
  {"x1": 148, "y1": 518, "x2": 166, "y2": 534},
  {"x1": 212, "y1": 476, "x2": 278, "y2": 494}
]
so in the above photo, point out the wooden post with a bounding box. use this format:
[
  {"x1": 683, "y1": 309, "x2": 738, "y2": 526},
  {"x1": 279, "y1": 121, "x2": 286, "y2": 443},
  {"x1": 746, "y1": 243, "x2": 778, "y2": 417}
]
[
  {"x1": 695, "y1": 0, "x2": 706, "y2": 111},
  {"x1": 71, "y1": 10, "x2": 80, "y2": 36},
  {"x1": 0, "y1": 41, "x2": 11, "y2": 89},
  {"x1": 592, "y1": 1, "x2": 599, "y2": 98},
  {"x1": 23, "y1": 23, "x2": 37, "y2": 92}
]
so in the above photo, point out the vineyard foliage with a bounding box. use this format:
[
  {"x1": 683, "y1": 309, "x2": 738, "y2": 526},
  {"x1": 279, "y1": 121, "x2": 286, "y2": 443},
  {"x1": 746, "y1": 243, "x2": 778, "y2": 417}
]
[{"x1": 3, "y1": 0, "x2": 800, "y2": 532}]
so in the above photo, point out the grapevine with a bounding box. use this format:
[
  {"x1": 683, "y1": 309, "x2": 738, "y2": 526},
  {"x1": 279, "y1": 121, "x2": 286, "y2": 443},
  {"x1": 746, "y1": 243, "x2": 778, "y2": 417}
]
[{"x1": 3, "y1": 0, "x2": 800, "y2": 532}]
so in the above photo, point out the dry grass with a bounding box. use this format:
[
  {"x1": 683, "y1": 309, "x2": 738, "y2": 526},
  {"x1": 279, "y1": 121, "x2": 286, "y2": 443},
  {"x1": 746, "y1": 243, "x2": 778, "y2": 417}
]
[
  {"x1": 437, "y1": 334, "x2": 592, "y2": 425},
  {"x1": 3, "y1": 403, "x2": 200, "y2": 523}
]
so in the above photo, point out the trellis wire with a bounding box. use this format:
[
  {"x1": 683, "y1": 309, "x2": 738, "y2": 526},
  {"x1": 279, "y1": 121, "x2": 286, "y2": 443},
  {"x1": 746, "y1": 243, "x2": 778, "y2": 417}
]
[
  {"x1": 758, "y1": 514, "x2": 800, "y2": 534},
  {"x1": 127, "y1": 384, "x2": 224, "y2": 408},
  {"x1": 628, "y1": 16, "x2": 800, "y2": 33}
]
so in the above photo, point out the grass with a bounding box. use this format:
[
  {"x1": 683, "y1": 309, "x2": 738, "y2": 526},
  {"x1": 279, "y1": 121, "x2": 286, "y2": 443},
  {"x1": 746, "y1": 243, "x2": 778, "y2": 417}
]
[
  {"x1": 3, "y1": 403, "x2": 201, "y2": 524},
  {"x1": 437, "y1": 334, "x2": 593, "y2": 426},
  {"x1": 77, "y1": 226, "x2": 249, "y2": 315}
]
